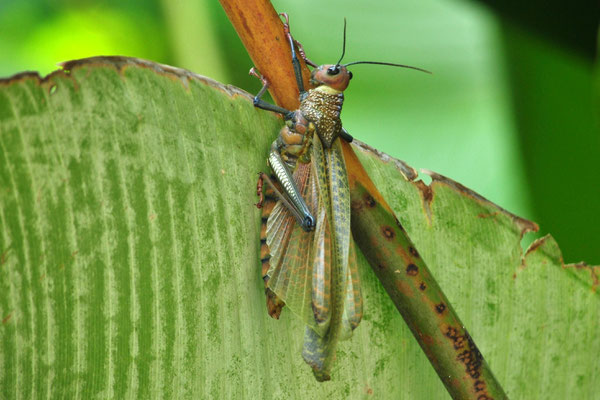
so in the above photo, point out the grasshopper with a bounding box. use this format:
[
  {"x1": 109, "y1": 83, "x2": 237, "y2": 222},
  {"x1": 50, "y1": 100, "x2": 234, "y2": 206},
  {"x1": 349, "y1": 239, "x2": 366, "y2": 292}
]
[{"x1": 253, "y1": 14, "x2": 428, "y2": 381}]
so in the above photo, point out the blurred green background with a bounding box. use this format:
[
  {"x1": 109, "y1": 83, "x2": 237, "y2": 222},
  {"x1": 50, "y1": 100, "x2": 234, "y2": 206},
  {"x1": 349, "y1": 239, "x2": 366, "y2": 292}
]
[{"x1": 1, "y1": 0, "x2": 598, "y2": 263}]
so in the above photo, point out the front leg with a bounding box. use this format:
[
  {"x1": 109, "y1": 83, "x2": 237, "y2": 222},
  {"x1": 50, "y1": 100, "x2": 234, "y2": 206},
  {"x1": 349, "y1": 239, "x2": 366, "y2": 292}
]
[{"x1": 249, "y1": 67, "x2": 293, "y2": 118}]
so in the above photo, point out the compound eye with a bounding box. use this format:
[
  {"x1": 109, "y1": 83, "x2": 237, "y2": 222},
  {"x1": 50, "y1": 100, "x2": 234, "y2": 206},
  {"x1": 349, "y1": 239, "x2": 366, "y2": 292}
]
[
  {"x1": 348, "y1": 71, "x2": 353, "y2": 80},
  {"x1": 327, "y1": 66, "x2": 340, "y2": 75}
]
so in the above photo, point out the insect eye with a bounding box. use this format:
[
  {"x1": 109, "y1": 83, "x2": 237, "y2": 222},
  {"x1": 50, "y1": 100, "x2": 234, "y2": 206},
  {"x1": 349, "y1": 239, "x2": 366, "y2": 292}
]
[
  {"x1": 327, "y1": 66, "x2": 340, "y2": 75},
  {"x1": 348, "y1": 71, "x2": 353, "y2": 80}
]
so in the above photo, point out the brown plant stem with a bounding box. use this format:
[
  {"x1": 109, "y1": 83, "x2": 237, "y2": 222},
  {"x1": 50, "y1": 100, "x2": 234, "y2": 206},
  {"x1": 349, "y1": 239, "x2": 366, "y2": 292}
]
[
  {"x1": 219, "y1": 0, "x2": 310, "y2": 111},
  {"x1": 220, "y1": 0, "x2": 508, "y2": 398},
  {"x1": 342, "y1": 147, "x2": 508, "y2": 400}
]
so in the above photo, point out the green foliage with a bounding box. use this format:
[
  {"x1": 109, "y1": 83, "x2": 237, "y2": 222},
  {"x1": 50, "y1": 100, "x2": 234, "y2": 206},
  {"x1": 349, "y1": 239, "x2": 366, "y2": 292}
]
[{"x1": 0, "y1": 58, "x2": 598, "y2": 399}]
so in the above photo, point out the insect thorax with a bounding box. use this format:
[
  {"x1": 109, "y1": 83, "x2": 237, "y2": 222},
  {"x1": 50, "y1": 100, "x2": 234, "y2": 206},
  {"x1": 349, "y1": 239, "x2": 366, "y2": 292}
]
[
  {"x1": 299, "y1": 87, "x2": 344, "y2": 148},
  {"x1": 277, "y1": 86, "x2": 344, "y2": 170}
]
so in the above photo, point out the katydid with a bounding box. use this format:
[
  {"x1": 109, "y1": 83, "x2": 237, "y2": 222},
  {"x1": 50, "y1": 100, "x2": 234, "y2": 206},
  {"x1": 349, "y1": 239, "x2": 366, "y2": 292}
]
[{"x1": 253, "y1": 13, "x2": 429, "y2": 381}]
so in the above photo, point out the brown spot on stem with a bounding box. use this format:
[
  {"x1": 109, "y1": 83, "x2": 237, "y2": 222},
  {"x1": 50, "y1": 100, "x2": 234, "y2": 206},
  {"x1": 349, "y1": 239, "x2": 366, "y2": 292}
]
[
  {"x1": 351, "y1": 199, "x2": 363, "y2": 211},
  {"x1": 457, "y1": 347, "x2": 483, "y2": 379},
  {"x1": 406, "y1": 263, "x2": 418, "y2": 276},
  {"x1": 444, "y1": 327, "x2": 485, "y2": 381},
  {"x1": 450, "y1": 377, "x2": 461, "y2": 389},
  {"x1": 474, "y1": 380, "x2": 486, "y2": 392},
  {"x1": 419, "y1": 282, "x2": 426, "y2": 291},
  {"x1": 445, "y1": 326, "x2": 466, "y2": 350},
  {"x1": 446, "y1": 326, "x2": 463, "y2": 350},
  {"x1": 435, "y1": 303, "x2": 446, "y2": 314},
  {"x1": 395, "y1": 218, "x2": 406, "y2": 232},
  {"x1": 364, "y1": 193, "x2": 376, "y2": 208},
  {"x1": 422, "y1": 335, "x2": 434, "y2": 346},
  {"x1": 381, "y1": 226, "x2": 395, "y2": 240},
  {"x1": 396, "y1": 280, "x2": 414, "y2": 297},
  {"x1": 409, "y1": 246, "x2": 420, "y2": 258},
  {"x1": 445, "y1": 326, "x2": 458, "y2": 339}
]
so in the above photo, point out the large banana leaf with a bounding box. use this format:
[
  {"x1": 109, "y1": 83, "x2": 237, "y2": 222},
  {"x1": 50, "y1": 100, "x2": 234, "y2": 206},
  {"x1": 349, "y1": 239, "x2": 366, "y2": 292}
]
[{"x1": 0, "y1": 57, "x2": 597, "y2": 399}]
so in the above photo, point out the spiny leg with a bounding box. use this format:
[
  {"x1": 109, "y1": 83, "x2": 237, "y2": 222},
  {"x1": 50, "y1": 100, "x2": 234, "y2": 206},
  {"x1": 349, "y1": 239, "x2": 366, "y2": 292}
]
[
  {"x1": 292, "y1": 38, "x2": 318, "y2": 69},
  {"x1": 249, "y1": 67, "x2": 293, "y2": 117},
  {"x1": 280, "y1": 14, "x2": 318, "y2": 69},
  {"x1": 256, "y1": 172, "x2": 265, "y2": 208},
  {"x1": 279, "y1": 12, "x2": 317, "y2": 96},
  {"x1": 257, "y1": 168, "x2": 315, "y2": 232}
]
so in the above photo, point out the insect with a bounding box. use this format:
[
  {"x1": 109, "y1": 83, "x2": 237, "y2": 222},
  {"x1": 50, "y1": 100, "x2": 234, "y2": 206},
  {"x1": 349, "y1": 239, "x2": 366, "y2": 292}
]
[{"x1": 252, "y1": 14, "x2": 429, "y2": 381}]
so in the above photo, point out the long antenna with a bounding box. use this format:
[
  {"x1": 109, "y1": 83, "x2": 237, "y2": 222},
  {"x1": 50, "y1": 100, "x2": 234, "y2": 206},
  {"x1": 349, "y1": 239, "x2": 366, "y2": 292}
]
[
  {"x1": 335, "y1": 18, "x2": 347, "y2": 66},
  {"x1": 343, "y1": 61, "x2": 431, "y2": 74}
]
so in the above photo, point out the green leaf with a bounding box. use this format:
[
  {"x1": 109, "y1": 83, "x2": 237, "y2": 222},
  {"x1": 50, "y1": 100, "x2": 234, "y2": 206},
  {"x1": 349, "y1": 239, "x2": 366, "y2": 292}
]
[{"x1": 0, "y1": 57, "x2": 597, "y2": 399}]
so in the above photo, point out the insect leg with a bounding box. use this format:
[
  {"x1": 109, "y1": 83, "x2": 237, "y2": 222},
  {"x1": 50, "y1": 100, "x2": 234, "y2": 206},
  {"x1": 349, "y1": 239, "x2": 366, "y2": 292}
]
[
  {"x1": 340, "y1": 127, "x2": 353, "y2": 143},
  {"x1": 292, "y1": 39, "x2": 318, "y2": 69},
  {"x1": 255, "y1": 172, "x2": 265, "y2": 208},
  {"x1": 280, "y1": 13, "x2": 311, "y2": 96},
  {"x1": 259, "y1": 166, "x2": 314, "y2": 232},
  {"x1": 280, "y1": 13, "x2": 318, "y2": 68},
  {"x1": 249, "y1": 67, "x2": 293, "y2": 117},
  {"x1": 263, "y1": 141, "x2": 315, "y2": 232}
]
